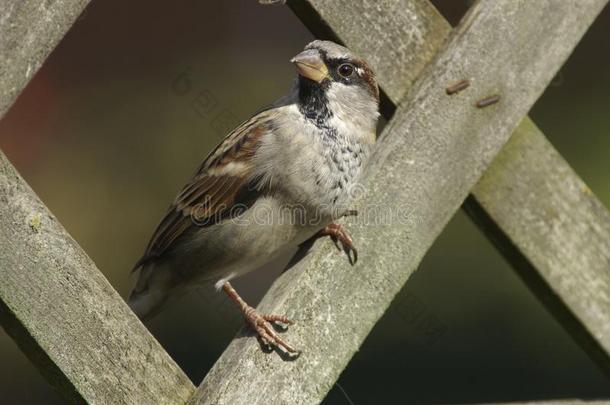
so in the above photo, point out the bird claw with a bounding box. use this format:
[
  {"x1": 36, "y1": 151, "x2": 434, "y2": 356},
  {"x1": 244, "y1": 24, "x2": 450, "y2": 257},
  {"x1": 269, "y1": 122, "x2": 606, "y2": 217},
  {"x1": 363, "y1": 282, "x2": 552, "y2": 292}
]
[
  {"x1": 319, "y1": 222, "x2": 358, "y2": 265},
  {"x1": 243, "y1": 307, "x2": 298, "y2": 354}
]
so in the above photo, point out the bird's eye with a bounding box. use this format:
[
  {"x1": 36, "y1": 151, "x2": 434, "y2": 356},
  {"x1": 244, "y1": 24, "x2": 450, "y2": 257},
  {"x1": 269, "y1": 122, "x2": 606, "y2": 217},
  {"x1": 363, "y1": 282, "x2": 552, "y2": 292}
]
[{"x1": 337, "y1": 63, "x2": 355, "y2": 78}]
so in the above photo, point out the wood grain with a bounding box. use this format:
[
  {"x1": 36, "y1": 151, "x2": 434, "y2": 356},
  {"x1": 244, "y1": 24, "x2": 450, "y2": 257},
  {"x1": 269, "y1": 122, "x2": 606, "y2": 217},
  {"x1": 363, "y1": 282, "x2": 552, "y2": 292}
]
[
  {"x1": 0, "y1": 0, "x2": 88, "y2": 118},
  {"x1": 466, "y1": 117, "x2": 610, "y2": 370},
  {"x1": 0, "y1": 150, "x2": 195, "y2": 403},
  {"x1": 190, "y1": 1, "x2": 607, "y2": 404},
  {"x1": 0, "y1": 1, "x2": 195, "y2": 402},
  {"x1": 294, "y1": 0, "x2": 610, "y2": 372}
]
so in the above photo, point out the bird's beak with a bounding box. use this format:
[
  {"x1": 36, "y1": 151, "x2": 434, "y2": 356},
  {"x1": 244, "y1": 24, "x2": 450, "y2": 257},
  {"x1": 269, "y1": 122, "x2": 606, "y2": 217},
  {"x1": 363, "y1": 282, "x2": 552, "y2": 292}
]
[{"x1": 291, "y1": 49, "x2": 328, "y2": 83}]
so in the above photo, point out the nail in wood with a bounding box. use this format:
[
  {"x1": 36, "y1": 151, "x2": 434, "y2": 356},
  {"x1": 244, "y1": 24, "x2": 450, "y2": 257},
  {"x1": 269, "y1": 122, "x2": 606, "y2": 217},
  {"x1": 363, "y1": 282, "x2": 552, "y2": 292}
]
[
  {"x1": 476, "y1": 95, "x2": 500, "y2": 108},
  {"x1": 445, "y1": 79, "x2": 470, "y2": 95}
]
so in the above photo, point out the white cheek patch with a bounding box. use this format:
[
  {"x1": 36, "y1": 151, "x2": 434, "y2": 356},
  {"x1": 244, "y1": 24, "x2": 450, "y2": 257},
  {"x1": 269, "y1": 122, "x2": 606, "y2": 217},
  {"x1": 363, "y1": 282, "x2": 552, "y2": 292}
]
[
  {"x1": 326, "y1": 82, "x2": 350, "y2": 104},
  {"x1": 355, "y1": 67, "x2": 364, "y2": 76},
  {"x1": 325, "y1": 81, "x2": 378, "y2": 134}
]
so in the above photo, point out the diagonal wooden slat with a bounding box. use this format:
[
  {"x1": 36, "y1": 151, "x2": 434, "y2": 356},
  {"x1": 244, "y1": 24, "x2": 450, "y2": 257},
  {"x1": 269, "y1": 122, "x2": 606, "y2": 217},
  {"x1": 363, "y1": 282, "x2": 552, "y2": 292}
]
[
  {"x1": 287, "y1": 0, "x2": 448, "y2": 106},
  {"x1": 288, "y1": 0, "x2": 610, "y2": 372},
  {"x1": 0, "y1": 1, "x2": 196, "y2": 403},
  {"x1": 0, "y1": 0, "x2": 88, "y2": 118},
  {"x1": 466, "y1": 117, "x2": 610, "y2": 371},
  {"x1": 0, "y1": 150, "x2": 196, "y2": 403},
  {"x1": 190, "y1": 1, "x2": 607, "y2": 403},
  {"x1": 287, "y1": 0, "x2": 448, "y2": 105}
]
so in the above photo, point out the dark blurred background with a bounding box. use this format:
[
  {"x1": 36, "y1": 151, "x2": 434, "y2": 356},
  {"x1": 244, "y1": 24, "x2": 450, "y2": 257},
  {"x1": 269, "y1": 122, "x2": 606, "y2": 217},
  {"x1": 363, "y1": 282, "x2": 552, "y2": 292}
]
[{"x1": 1, "y1": 1, "x2": 608, "y2": 404}]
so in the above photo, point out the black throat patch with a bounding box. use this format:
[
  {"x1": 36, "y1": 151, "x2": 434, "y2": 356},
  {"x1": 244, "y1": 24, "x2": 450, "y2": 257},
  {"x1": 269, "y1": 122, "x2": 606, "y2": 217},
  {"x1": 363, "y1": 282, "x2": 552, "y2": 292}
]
[{"x1": 297, "y1": 77, "x2": 335, "y2": 136}]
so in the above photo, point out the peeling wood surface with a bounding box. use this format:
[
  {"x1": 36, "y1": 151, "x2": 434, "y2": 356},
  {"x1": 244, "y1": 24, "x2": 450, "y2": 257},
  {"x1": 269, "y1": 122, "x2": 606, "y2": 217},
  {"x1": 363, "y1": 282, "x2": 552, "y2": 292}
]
[
  {"x1": 0, "y1": 150, "x2": 195, "y2": 403},
  {"x1": 190, "y1": 1, "x2": 607, "y2": 404}
]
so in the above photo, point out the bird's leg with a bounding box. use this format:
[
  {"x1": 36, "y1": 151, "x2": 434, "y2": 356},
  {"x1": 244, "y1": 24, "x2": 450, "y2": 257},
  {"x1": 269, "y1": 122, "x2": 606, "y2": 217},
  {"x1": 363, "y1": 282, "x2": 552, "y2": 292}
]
[
  {"x1": 222, "y1": 281, "x2": 298, "y2": 353},
  {"x1": 317, "y1": 222, "x2": 358, "y2": 264}
]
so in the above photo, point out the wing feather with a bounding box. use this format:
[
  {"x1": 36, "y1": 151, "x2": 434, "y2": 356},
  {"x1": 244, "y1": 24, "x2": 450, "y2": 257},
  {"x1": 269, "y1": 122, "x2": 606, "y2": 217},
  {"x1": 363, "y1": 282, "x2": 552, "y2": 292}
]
[{"x1": 133, "y1": 113, "x2": 272, "y2": 270}]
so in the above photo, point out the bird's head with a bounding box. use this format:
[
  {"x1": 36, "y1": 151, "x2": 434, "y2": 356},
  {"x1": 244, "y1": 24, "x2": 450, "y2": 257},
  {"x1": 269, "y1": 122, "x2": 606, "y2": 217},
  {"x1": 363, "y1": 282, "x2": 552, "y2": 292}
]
[{"x1": 291, "y1": 40, "x2": 379, "y2": 131}]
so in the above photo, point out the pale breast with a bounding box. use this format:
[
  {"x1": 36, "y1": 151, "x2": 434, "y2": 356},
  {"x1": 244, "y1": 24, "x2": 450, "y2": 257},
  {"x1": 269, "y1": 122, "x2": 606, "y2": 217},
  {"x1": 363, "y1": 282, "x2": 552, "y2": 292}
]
[{"x1": 252, "y1": 104, "x2": 373, "y2": 223}]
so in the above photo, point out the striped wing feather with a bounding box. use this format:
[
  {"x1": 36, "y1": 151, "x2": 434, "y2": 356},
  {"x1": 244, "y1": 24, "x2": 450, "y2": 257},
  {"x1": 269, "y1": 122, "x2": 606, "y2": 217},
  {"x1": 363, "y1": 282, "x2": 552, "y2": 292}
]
[{"x1": 133, "y1": 114, "x2": 270, "y2": 270}]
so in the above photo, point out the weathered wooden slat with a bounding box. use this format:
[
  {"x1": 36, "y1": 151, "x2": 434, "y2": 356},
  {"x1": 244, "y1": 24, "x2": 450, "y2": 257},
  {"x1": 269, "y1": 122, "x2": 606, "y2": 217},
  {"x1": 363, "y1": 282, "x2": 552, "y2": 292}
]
[
  {"x1": 0, "y1": 0, "x2": 88, "y2": 118},
  {"x1": 190, "y1": 1, "x2": 607, "y2": 403},
  {"x1": 0, "y1": 1, "x2": 195, "y2": 402},
  {"x1": 287, "y1": 0, "x2": 449, "y2": 104},
  {"x1": 0, "y1": 151, "x2": 195, "y2": 403},
  {"x1": 289, "y1": 0, "x2": 610, "y2": 371},
  {"x1": 466, "y1": 117, "x2": 610, "y2": 370}
]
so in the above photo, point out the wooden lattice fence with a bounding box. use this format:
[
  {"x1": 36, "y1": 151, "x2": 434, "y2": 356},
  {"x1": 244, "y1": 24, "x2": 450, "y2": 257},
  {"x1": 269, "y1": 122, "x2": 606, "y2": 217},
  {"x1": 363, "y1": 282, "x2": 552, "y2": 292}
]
[{"x1": 0, "y1": 0, "x2": 608, "y2": 404}]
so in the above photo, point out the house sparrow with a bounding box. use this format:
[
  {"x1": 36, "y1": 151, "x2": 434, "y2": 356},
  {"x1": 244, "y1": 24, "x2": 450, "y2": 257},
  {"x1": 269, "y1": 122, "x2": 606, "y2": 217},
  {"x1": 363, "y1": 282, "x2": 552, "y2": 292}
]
[{"x1": 129, "y1": 40, "x2": 379, "y2": 353}]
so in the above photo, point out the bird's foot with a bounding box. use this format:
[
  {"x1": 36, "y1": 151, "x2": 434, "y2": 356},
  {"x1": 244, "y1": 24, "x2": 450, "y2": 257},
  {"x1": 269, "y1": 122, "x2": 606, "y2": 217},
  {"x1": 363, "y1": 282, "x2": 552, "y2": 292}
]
[
  {"x1": 242, "y1": 306, "x2": 298, "y2": 354},
  {"x1": 318, "y1": 222, "x2": 358, "y2": 264},
  {"x1": 222, "y1": 282, "x2": 298, "y2": 354}
]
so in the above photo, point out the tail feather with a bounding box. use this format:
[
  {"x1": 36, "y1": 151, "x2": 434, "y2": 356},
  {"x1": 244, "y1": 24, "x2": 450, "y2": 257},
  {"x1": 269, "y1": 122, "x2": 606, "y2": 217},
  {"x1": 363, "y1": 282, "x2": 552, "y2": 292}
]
[
  {"x1": 129, "y1": 288, "x2": 169, "y2": 321},
  {"x1": 128, "y1": 263, "x2": 172, "y2": 321}
]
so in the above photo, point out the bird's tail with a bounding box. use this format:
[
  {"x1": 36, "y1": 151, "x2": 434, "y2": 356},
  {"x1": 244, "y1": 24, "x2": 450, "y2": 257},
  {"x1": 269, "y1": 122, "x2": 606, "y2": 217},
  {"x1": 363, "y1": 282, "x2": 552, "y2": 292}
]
[{"x1": 128, "y1": 263, "x2": 173, "y2": 321}]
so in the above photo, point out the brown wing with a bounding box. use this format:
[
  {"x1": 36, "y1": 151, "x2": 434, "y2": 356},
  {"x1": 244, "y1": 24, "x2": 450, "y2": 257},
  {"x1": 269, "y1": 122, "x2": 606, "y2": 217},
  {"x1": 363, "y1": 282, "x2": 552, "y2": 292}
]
[{"x1": 133, "y1": 113, "x2": 271, "y2": 270}]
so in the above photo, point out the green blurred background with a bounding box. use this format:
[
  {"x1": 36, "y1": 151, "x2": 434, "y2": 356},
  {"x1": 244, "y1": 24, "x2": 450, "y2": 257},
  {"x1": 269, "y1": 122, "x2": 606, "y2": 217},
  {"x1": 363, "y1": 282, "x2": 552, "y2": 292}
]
[{"x1": 1, "y1": 1, "x2": 608, "y2": 404}]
